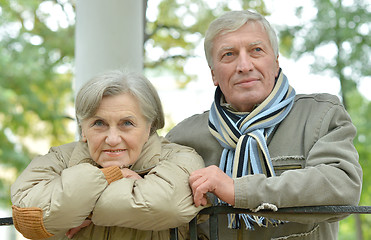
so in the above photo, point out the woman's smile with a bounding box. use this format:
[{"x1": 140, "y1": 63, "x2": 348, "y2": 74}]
[{"x1": 103, "y1": 149, "x2": 127, "y2": 157}]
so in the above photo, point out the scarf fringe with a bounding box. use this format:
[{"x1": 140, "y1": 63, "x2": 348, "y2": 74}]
[
  {"x1": 217, "y1": 200, "x2": 285, "y2": 230},
  {"x1": 218, "y1": 203, "x2": 284, "y2": 230}
]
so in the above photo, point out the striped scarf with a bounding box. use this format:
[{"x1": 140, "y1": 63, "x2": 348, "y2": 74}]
[{"x1": 208, "y1": 69, "x2": 296, "y2": 230}]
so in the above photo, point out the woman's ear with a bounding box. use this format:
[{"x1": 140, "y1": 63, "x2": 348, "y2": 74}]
[
  {"x1": 81, "y1": 129, "x2": 87, "y2": 142},
  {"x1": 146, "y1": 124, "x2": 151, "y2": 141},
  {"x1": 79, "y1": 122, "x2": 88, "y2": 142}
]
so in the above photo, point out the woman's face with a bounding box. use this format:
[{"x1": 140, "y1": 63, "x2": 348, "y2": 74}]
[{"x1": 81, "y1": 93, "x2": 151, "y2": 168}]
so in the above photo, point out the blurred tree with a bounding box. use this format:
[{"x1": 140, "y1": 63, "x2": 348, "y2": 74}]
[
  {"x1": 144, "y1": 0, "x2": 268, "y2": 88},
  {"x1": 344, "y1": 90, "x2": 371, "y2": 240},
  {"x1": 0, "y1": 0, "x2": 75, "y2": 206},
  {"x1": 4, "y1": 2, "x2": 368, "y2": 239},
  {"x1": 0, "y1": 0, "x2": 270, "y2": 207},
  {"x1": 278, "y1": 0, "x2": 371, "y2": 239}
]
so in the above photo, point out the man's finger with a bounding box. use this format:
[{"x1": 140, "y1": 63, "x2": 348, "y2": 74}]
[{"x1": 193, "y1": 179, "x2": 213, "y2": 207}]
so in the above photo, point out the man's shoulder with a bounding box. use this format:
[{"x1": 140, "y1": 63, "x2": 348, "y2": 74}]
[
  {"x1": 166, "y1": 111, "x2": 222, "y2": 164},
  {"x1": 287, "y1": 93, "x2": 346, "y2": 124},
  {"x1": 169, "y1": 111, "x2": 210, "y2": 131},
  {"x1": 179, "y1": 110, "x2": 209, "y2": 123},
  {"x1": 294, "y1": 93, "x2": 342, "y2": 106},
  {"x1": 166, "y1": 111, "x2": 211, "y2": 143}
]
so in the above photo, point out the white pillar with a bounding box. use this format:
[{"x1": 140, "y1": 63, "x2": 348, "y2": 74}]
[{"x1": 74, "y1": 0, "x2": 144, "y2": 93}]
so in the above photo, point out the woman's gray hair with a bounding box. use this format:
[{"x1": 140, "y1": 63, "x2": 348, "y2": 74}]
[
  {"x1": 204, "y1": 10, "x2": 279, "y2": 68},
  {"x1": 75, "y1": 70, "x2": 165, "y2": 138}
]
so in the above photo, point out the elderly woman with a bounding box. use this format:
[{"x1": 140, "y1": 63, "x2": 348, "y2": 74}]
[{"x1": 11, "y1": 70, "x2": 205, "y2": 239}]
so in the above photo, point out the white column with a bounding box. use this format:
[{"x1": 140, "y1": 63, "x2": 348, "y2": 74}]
[{"x1": 74, "y1": 0, "x2": 144, "y2": 93}]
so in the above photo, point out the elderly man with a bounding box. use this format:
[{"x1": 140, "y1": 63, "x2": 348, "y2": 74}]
[{"x1": 166, "y1": 10, "x2": 362, "y2": 239}]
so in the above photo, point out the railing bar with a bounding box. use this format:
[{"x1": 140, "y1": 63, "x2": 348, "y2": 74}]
[
  {"x1": 275, "y1": 205, "x2": 371, "y2": 214},
  {"x1": 198, "y1": 205, "x2": 371, "y2": 215},
  {"x1": 209, "y1": 212, "x2": 218, "y2": 240},
  {"x1": 196, "y1": 205, "x2": 371, "y2": 240},
  {"x1": 0, "y1": 217, "x2": 13, "y2": 226},
  {"x1": 169, "y1": 227, "x2": 178, "y2": 240},
  {"x1": 189, "y1": 216, "x2": 198, "y2": 240}
]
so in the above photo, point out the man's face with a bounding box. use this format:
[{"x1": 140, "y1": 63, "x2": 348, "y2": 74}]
[{"x1": 210, "y1": 21, "x2": 279, "y2": 112}]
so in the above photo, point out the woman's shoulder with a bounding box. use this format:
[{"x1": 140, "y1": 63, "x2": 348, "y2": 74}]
[{"x1": 47, "y1": 142, "x2": 80, "y2": 162}]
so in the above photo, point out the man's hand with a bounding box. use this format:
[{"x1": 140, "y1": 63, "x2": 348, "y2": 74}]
[
  {"x1": 189, "y1": 165, "x2": 235, "y2": 207},
  {"x1": 66, "y1": 219, "x2": 92, "y2": 239}
]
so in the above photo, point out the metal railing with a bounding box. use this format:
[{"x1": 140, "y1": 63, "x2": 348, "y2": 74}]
[
  {"x1": 0, "y1": 217, "x2": 13, "y2": 226},
  {"x1": 171, "y1": 205, "x2": 371, "y2": 240},
  {"x1": 2, "y1": 206, "x2": 371, "y2": 239}
]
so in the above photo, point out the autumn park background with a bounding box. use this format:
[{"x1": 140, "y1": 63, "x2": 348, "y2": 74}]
[{"x1": 0, "y1": 0, "x2": 370, "y2": 239}]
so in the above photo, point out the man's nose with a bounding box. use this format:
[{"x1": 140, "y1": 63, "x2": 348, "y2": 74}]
[
  {"x1": 105, "y1": 128, "x2": 121, "y2": 146},
  {"x1": 236, "y1": 52, "x2": 253, "y2": 73}
]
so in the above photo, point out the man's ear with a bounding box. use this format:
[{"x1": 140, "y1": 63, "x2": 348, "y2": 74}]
[
  {"x1": 275, "y1": 55, "x2": 280, "y2": 78},
  {"x1": 210, "y1": 67, "x2": 218, "y2": 86}
]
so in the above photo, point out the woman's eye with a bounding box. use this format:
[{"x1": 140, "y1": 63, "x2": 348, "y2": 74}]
[
  {"x1": 93, "y1": 120, "x2": 105, "y2": 127},
  {"x1": 123, "y1": 121, "x2": 134, "y2": 127}
]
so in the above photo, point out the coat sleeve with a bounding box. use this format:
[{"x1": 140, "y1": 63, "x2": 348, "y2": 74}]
[
  {"x1": 91, "y1": 148, "x2": 206, "y2": 231},
  {"x1": 11, "y1": 145, "x2": 123, "y2": 239},
  {"x1": 234, "y1": 98, "x2": 363, "y2": 223}
]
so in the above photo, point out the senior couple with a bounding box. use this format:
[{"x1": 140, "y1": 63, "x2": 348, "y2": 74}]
[{"x1": 11, "y1": 10, "x2": 362, "y2": 240}]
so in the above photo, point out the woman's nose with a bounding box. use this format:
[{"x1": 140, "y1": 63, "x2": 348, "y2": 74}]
[{"x1": 105, "y1": 128, "x2": 121, "y2": 146}]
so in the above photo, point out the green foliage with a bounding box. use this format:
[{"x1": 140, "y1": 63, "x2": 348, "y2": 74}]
[
  {"x1": 144, "y1": 0, "x2": 269, "y2": 88},
  {"x1": 0, "y1": 0, "x2": 270, "y2": 207},
  {"x1": 339, "y1": 215, "x2": 356, "y2": 240},
  {"x1": 340, "y1": 90, "x2": 371, "y2": 239},
  {"x1": 278, "y1": 0, "x2": 371, "y2": 238},
  {"x1": 0, "y1": 0, "x2": 75, "y2": 206},
  {"x1": 279, "y1": 0, "x2": 370, "y2": 98},
  {"x1": 2, "y1": 2, "x2": 369, "y2": 238}
]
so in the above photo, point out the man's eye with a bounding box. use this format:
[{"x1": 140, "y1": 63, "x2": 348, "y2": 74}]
[
  {"x1": 224, "y1": 52, "x2": 233, "y2": 57},
  {"x1": 254, "y1": 47, "x2": 262, "y2": 52}
]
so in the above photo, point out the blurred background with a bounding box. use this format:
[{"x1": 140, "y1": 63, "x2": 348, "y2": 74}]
[{"x1": 0, "y1": 0, "x2": 370, "y2": 239}]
